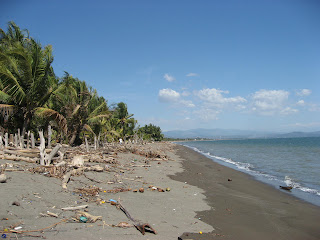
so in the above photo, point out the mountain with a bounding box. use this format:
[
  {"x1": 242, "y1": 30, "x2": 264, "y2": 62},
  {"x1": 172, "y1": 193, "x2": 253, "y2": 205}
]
[
  {"x1": 163, "y1": 128, "x2": 272, "y2": 139},
  {"x1": 275, "y1": 131, "x2": 320, "y2": 138},
  {"x1": 163, "y1": 128, "x2": 320, "y2": 139}
]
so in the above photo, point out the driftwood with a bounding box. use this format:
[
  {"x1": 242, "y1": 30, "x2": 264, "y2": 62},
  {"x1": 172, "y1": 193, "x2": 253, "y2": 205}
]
[
  {"x1": 5, "y1": 133, "x2": 8, "y2": 148},
  {"x1": 61, "y1": 165, "x2": 104, "y2": 189},
  {"x1": 132, "y1": 165, "x2": 151, "y2": 167},
  {"x1": 61, "y1": 205, "x2": 88, "y2": 211},
  {"x1": 48, "y1": 125, "x2": 52, "y2": 149},
  {"x1": 39, "y1": 130, "x2": 62, "y2": 166},
  {"x1": 31, "y1": 132, "x2": 35, "y2": 148},
  {"x1": 46, "y1": 211, "x2": 59, "y2": 218},
  {"x1": 27, "y1": 131, "x2": 30, "y2": 149},
  {"x1": 115, "y1": 202, "x2": 157, "y2": 235},
  {"x1": 55, "y1": 160, "x2": 66, "y2": 167},
  {"x1": 71, "y1": 155, "x2": 84, "y2": 168},
  {"x1": 280, "y1": 186, "x2": 293, "y2": 191},
  {"x1": 0, "y1": 154, "x2": 38, "y2": 163},
  {"x1": 39, "y1": 130, "x2": 46, "y2": 165},
  {"x1": 18, "y1": 129, "x2": 22, "y2": 148},
  {"x1": 3, "y1": 149, "x2": 39, "y2": 158},
  {"x1": 84, "y1": 136, "x2": 89, "y2": 152},
  {"x1": 62, "y1": 168, "x2": 84, "y2": 189},
  {"x1": 0, "y1": 173, "x2": 7, "y2": 183},
  {"x1": 45, "y1": 144, "x2": 62, "y2": 165}
]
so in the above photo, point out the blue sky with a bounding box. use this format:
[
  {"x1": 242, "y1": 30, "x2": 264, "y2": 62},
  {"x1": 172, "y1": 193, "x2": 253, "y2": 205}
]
[{"x1": 1, "y1": 0, "x2": 320, "y2": 132}]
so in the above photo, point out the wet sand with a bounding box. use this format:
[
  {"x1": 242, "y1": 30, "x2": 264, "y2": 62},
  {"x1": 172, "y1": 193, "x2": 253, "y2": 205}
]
[{"x1": 172, "y1": 144, "x2": 320, "y2": 240}]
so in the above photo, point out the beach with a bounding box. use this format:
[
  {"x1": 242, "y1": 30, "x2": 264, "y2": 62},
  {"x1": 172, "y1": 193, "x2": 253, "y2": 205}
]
[
  {"x1": 0, "y1": 142, "x2": 213, "y2": 240},
  {"x1": 173, "y1": 144, "x2": 320, "y2": 240},
  {"x1": 0, "y1": 142, "x2": 320, "y2": 239}
]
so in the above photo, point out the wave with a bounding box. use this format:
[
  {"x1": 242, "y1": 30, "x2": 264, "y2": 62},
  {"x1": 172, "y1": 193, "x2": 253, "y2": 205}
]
[
  {"x1": 182, "y1": 144, "x2": 320, "y2": 198},
  {"x1": 284, "y1": 176, "x2": 320, "y2": 196}
]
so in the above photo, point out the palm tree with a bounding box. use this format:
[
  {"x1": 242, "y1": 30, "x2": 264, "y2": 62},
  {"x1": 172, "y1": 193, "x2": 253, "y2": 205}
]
[
  {"x1": 52, "y1": 73, "x2": 110, "y2": 145},
  {"x1": 112, "y1": 102, "x2": 137, "y2": 140},
  {"x1": 0, "y1": 21, "x2": 29, "y2": 48},
  {"x1": 0, "y1": 24, "x2": 66, "y2": 135}
]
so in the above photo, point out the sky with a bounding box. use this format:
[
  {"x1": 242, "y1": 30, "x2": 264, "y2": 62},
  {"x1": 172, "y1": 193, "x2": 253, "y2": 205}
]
[{"x1": 1, "y1": 0, "x2": 320, "y2": 132}]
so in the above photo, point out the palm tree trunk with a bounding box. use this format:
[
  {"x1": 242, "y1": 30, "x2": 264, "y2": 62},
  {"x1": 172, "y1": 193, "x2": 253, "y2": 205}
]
[{"x1": 69, "y1": 131, "x2": 77, "y2": 146}]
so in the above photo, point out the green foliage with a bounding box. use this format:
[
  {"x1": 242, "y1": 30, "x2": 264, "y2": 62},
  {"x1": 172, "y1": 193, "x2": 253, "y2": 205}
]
[
  {"x1": 0, "y1": 22, "x2": 60, "y2": 134},
  {"x1": 111, "y1": 102, "x2": 137, "y2": 140},
  {"x1": 138, "y1": 124, "x2": 164, "y2": 141}
]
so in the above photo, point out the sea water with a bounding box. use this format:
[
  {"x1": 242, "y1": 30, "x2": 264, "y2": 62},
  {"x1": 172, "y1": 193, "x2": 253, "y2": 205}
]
[{"x1": 177, "y1": 137, "x2": 320, "y2": 206}]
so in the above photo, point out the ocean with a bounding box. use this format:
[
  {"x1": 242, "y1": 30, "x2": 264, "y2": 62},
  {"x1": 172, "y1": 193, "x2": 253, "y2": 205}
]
[{"x1": 177, "y1": 137, "x2": 320, "y2": 206}]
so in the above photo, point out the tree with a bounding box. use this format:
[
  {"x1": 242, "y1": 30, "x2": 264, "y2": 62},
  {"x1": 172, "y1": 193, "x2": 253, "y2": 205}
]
[
  {"x1": 0, "y1": 22, "x2": 66, "y2": 135},
  {"x1": 112, "y1": 102, "x2": 136, "y2": 140},
  {"x1": 51, "y1": 73, "x2": 110, "y2": 145},
  {"x1": 138, "y1": 124, "x2": 163, "y2": 141}
]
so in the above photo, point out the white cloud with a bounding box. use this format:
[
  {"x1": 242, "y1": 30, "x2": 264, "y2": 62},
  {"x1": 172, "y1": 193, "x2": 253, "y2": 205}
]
[
  {"x1": 296, "y1": 89, "x2": 312, "y2": 96},
  {"x1": 163, "y1": 73, "x2": 175, "y2": 82},
  {"x1": 194, "y1": 88, "x2": 246, "y2": 108},
  {"x1": 296, "y1": 100, "x2": 305, "y2": 106},
  {"x1": 180, "y1": 100, "x2": 195, "y2": 108},
  {"x1": 158, "y1": 89, "x2": 180, "y2": 102},
  {"x1": 186, "y1": 73, "x2": 198, "y2": 77},
  {"x1": 280, "y1": 107, "x2": 298, "y2": 115},
  {"x1": 158, "y1": 88, "x2": 195, "y2": 108},
  {"x1": 251, "y1": 89, "x2": 297, "y2": 115}
]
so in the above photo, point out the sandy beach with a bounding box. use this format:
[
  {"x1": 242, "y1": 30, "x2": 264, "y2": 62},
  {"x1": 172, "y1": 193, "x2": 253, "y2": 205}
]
[
  {"x1": 1, "y1": 142, "x2": 320, "y2": 240},
  {"x1": 173, "y1": 144, "x2": 320, "y2": 240},
  {"x1": 0, "y1": 142, "x2": 213, "y2": 240}
]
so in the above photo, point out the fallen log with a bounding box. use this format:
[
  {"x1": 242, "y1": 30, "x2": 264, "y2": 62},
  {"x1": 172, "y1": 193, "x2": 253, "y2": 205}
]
[
  {"x1": 0, "y1": 154, "x2": 38, "y2": 163},
  {"x1": 3, "y1": 149, "x2": 39, "y2": 158},
  {"x1": 114, "y1": 202, "x2": 157, "y2": 235}
]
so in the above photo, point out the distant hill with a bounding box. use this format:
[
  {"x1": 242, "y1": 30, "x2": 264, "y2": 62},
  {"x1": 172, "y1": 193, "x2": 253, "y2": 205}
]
[
  {"x1": 163, "y1": 128, "x2": 320, "y2": 139},
  {"x1": 275, "y1": 131, "x2": 320, "y2": 138}
]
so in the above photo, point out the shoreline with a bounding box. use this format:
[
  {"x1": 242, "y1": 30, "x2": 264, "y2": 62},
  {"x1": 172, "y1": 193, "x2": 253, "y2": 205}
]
[
  {"x1": 171, "y1": 144, "x2": 320, "y2": 240},
  {"x1": 176, "y1": 142, "x2": 320, "y2": 207}
]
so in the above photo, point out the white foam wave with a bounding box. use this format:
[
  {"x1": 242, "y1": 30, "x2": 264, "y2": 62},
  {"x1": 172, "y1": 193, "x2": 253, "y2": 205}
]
[
  {"x1": 181, "y1": 144, "x2": 320, "y2": 198},
  {"x1": 284, "y1": 176, "x2": 320, "y2": 195}
]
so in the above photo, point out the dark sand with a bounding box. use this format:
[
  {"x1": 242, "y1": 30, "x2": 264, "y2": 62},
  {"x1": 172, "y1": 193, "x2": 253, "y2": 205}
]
[{"x1": 172, "y1": 144, "x2": 320, "y2": 240}]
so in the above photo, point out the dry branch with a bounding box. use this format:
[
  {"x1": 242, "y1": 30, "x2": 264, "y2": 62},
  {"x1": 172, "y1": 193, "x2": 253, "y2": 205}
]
[
  {"x1": 114, "y1": 202, "x2": 157, "y2": 235},
  {"x1": 61, "y1": 205, "x2": 88, "y2": 211}
]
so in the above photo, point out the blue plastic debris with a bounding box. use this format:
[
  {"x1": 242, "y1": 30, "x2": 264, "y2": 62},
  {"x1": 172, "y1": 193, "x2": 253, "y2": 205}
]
[{"x1": 79, "y1": 216, "x2": 88, "y2": 223}]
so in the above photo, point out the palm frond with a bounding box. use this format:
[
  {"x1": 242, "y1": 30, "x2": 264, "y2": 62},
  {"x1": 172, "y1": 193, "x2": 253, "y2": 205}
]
[
  {"x1": 109, "y1": 130, "x2": 120, "y2": 137},
  {"x1": 35, "y1": 107, "x2": 67, "y2": 134},
  {"x1": 88, "y1": 114, "x2": 111, "y2": 123},
  {"x1": 0, "y1": 90, "x2": 11, "y2": 103},
  {"x1": 83, "y1": 124, "x2": 94, "y2": 134},
  {"x1": 0, "y1": 66, "x2": 26, "y2": 104},
  {"x1": 72, "y1": 104, "x2": 81, "y2": 116},
  {"x1": 88, "y1": 101, "x2": 108, "y2": 118}
]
